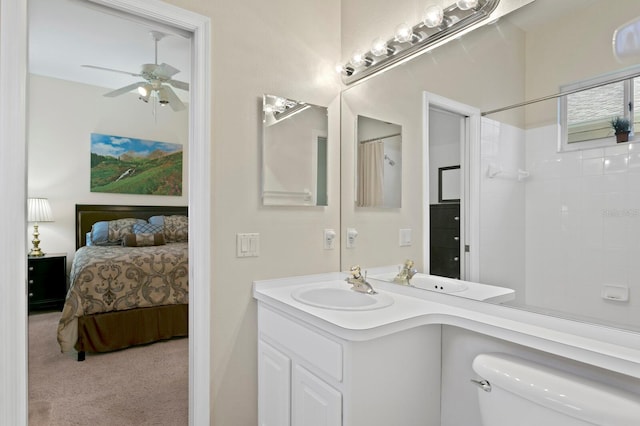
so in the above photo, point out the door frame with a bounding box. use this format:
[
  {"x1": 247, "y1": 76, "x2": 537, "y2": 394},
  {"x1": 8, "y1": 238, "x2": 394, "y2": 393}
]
[
  {"x1": 0, "y1": 1, "x2": 212, "y2": 424},
  {"x1": 423, "y1": 92, "x2": 480, "y2": 281}
]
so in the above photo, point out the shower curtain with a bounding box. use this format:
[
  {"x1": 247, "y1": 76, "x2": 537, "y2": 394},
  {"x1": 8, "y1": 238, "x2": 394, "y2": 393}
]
[{"x1": 357, "y1": 140, "x2": 384, "y2": 207}]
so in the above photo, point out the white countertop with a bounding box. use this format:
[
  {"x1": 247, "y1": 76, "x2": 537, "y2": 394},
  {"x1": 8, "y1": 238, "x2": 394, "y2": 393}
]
[{"x1": 253, "y1": 271, "x2": 640, "y2": 379}]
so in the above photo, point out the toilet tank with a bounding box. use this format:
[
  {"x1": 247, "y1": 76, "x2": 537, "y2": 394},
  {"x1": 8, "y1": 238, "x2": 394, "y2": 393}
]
[{"x1": 472, "y1": 353, "x2": 640, "y2": 426}]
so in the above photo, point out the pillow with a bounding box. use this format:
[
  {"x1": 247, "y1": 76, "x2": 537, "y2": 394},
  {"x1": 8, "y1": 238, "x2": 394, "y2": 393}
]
[
  {"x1": 132, "y1": 222, "x2": 164, "y2": 235},
  {"x1": 149, "y1": 215, "x2": 188, "y2": 242},
  {"x1": 148, "y1": 215, "x2": 164, "y2": 226},
  {"x1": 91, "y1": 218, "x2": 147, "y2": 245},
  {"x1": 122, "y1": 232, "x2": 166, "y2": 247},
  {"x1": 85, "y1": 232, "x2": 94, "y2": 246}
]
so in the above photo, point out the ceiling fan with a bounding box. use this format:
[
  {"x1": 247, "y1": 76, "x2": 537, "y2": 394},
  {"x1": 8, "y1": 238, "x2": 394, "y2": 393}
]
[{"x1": 82, "y1": 31, "x2": 189, "y2": 112}]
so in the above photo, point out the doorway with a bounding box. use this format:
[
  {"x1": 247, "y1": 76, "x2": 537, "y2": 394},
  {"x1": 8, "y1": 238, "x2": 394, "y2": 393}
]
[
  {"x1": 428, "y1": 107, "x2": 465, "y2": 279},
  {"x1": 0, "y1": 1, "x2": 211, "y2": 424},
  {"x1": 423, "y1": 92, "x2": 481, "y2": 282}
]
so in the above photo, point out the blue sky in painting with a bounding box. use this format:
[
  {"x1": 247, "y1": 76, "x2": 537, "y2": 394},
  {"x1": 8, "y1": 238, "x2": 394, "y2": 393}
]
[{"x1": 91, "y1": 133, "x2": 182, "y2": 158}]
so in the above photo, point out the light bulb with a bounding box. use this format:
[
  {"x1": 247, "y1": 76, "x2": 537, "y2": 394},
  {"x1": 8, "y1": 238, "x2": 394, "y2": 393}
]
[
  {"x1": 371, "y1": 38, "x2": 388, "y2": 57},
  {"x1": 394, "y1": 23, "x2": 413, "y2": 43},
  {"x1": 423, "y1": 5, "x2": 444, "y2": 28},
  {"x1": 350, "y1": 50, "x2": 366, "y2": 67},
  {"x1": 137, "y1": 85, "x2": 149, "y2": 97},
  {"x1": 334, "y1": 63, "x2": 345, "y2": 74},
  {"x1": 263, "y1": 104, "x2": 275, "y2": 114},
  {"x1": 274, "y1": 97, "x2": 286, "y2": 112},
  {"x1": 456, "y1": 0, "x2": 478, "y2": 10}
]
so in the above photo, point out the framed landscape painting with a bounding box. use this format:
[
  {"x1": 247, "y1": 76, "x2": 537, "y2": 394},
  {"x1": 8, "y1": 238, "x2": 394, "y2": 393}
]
[{"x1": 90, "y1": 133, "x2": 183, "y2": 196}]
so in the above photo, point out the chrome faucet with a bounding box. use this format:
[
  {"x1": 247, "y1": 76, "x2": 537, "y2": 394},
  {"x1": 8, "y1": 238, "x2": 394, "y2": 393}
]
[
  {"x1": 393, "y1": 259, "x2": 418, "y2": 285},
  {"x1": 345, "y1": 265, "x2": 377, "y2": 295}
]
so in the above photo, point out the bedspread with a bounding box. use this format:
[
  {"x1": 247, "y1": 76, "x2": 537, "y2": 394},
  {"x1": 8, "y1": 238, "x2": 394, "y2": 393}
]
[{"x1": 57, "y1": 242, "x2": 188, "y2": 352}]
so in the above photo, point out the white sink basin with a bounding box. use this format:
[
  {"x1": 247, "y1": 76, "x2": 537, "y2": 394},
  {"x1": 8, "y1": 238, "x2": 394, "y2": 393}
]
[
  {"x1": 291, "y1": 282, "x2": 394, "y2": 311},
  {"x1": 410, "y1": 274, "x2": 468, "y2": 293}
]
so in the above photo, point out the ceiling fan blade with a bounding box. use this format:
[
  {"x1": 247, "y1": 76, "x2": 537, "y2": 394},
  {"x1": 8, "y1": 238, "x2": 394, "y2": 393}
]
[
  {"x1": 82, "y1": 64, "x2": 142, "y2": 78},
  {"x1": 159, "y1": 86, "x2": 186, "y2": 111},
  {"x1": 167, "y1": 79, "x2": 189, "y2": 91},
  {"x1": 154, "y1": 62, "x2": 180, "y2": 79},
  {"x1": 103, "y1": 82, "x2": 146, "y2": 97}
]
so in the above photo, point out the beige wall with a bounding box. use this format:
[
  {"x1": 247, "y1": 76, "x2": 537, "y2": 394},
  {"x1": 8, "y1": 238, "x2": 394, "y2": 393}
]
[
  {"x1": 525, "y1": 0, "x2": 640, "y2": 127},
  {"x1": 27, "y1": 74, "x2": 188, "y2": 265},
  {"x1": 166, "y1": 1, "x2": 342, "y2": 424}
]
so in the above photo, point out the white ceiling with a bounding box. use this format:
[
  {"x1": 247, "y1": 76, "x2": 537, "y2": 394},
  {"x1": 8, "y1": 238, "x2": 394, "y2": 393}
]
[{"x1": 29, "y1": 0, "x2": 191, "y2": 95}]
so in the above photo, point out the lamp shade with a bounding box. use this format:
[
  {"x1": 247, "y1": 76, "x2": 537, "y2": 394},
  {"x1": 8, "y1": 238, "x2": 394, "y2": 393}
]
[{"x1": 27, "y1": 198, "x2": 54, "y2": 223}]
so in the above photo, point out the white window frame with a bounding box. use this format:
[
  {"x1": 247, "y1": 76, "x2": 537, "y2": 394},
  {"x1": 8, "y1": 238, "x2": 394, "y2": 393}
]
[{"x1": 559, "y1": 65, "x2": 640, "y2": 152}]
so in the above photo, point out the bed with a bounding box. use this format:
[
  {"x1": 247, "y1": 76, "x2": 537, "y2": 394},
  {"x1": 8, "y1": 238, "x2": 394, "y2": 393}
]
[{"x1": 57, "y1": 204, "x2": 189, "y2": 361}]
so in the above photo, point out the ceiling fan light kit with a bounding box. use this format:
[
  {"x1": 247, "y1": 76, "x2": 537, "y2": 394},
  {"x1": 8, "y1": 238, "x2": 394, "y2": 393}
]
[{"x1": 82, "y1": 30, "x2": 189, "y2": 112}]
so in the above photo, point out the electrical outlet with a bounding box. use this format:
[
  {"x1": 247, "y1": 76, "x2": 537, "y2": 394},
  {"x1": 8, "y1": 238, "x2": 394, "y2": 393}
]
[
  {"x1": 346, "y1": 228, "x2": 358, "y2": 249},
  {"x1": 324, "y1": 229, "x2": 336, "y2": 250}
]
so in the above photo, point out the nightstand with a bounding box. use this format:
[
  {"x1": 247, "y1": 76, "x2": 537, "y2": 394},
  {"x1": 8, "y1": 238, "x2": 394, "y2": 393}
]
[{"x1": 28, "y1": 253, "x2": 67, "y2": 312}]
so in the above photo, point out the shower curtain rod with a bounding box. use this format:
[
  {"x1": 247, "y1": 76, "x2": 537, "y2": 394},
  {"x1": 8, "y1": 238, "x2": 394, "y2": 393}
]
[
  {"x1": 359, "y1": 132, "x2": 401, "y2": 143},
  {"x1": 481, "y1": 69, "x2": 640, "y2": 116}
]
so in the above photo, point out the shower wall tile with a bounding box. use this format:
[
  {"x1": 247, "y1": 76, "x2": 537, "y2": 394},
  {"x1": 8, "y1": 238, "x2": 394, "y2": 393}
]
[
  {"x1": 603, "y1": 153, "x2": 629, "y2": 174},
  {"x1": 479, "y1": 117, "x2": 526, "y2": 303},
  {"x1": 627, "y1": 150, "x2": 640, "y2": 172},
  {"x1": 582, "y1": 157, "x2": 604, "y2": 175},
  {"x1": 580, "y1": 147, "x2": 604, "y2": 159},
  {"x1": 604, "y1": 144, "x2": 630, "y2": 156},
  {"x1": 523, "y1": 125, "x2": 639, "y2": 329}
]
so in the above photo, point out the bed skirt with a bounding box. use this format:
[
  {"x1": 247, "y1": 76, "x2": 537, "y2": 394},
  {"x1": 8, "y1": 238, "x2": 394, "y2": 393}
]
[{"x1": 75, "y1": 304, "x2": 188, "y2": 357}]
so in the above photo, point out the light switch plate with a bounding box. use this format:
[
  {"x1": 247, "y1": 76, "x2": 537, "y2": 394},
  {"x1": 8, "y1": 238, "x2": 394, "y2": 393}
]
[
  {"x1": 237, "y1": 233, "x2": 260, "y2": 257},
  {"x1": 399, "y1": 228, "x2": 412, "y2": 246}
]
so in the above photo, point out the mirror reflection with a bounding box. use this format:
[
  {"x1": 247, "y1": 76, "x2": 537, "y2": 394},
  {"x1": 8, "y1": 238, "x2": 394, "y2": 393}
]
[
  {"x1": 438, "y1": 166, "x2": 460, "y2": 203},
  {"x1": 341, "y1": 0, "x2": 640, "y2": 334},
  {"x1": 262, "y1": 94, "x2": 328, "y2": 206},
  {"x1": 356, "y1": 115, "x2": 402, "y2": 208}
]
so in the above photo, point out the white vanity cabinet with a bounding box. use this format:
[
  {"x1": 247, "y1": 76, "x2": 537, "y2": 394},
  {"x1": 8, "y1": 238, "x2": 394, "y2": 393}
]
[
  {"x1": 258, "y1": 338, "x2": 342, "y2": 426},
  {"x1": 257, "y1": 303, "x2": 441, "y2": 426},
  {"x1": 258, "y1": 305, "x2": 343, "y2": 426},
  {"x1": 292, "y1": 364, "x2": 342, "y2": 426},
  {"x1": 258, "y1": 340, "x2": 292, "y2": 425}
]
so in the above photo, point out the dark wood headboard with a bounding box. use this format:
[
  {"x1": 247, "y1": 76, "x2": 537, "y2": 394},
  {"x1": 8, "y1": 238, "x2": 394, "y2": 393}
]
[{"x1": 76, "y1": 204, "x2": 188, "y2": 250}]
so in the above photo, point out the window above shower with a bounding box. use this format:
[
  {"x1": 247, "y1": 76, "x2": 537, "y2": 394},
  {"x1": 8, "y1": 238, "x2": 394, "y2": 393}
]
[{"x1": 559, "y1": 65, "x2": 640, "y2": 152}]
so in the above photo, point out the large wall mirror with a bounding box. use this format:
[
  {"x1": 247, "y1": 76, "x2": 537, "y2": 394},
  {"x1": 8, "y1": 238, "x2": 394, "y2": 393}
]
[
  {"x1": 262, "y1": 94, "x2": 328, "y2": 206},
  {"x1": 340, "y1": 0, "x2": 640, "y2": 334}
]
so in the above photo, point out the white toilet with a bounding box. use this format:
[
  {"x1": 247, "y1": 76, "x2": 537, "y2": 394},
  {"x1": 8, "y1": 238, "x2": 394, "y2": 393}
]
[{"x1": 472, "y1": 353, "x2": 640, "y2": 426}]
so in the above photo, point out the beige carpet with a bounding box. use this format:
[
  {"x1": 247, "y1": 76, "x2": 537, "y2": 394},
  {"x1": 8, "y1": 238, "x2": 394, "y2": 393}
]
[{"x1": 28, "y1": 311, "x2": 188, "y2": 426}]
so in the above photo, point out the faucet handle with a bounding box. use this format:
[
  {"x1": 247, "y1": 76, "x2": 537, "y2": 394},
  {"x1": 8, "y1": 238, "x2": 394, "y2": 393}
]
[{"x1": 349, "y1": 265, "x2": 362, "y2": 279}]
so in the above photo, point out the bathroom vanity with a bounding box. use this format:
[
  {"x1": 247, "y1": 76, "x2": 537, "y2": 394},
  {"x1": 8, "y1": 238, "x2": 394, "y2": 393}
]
[
  {"x1": 254, "y1": 272, "x2": 640, "y2": 426},
  {"x1": 256, "y1": 279, "x2": 440, "y2": 426}
]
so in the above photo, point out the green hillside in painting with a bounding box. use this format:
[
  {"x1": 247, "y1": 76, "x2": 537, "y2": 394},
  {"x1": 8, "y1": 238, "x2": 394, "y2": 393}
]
[{"x1": 91, "y1": 151, "x2": 182, "y2": 195}]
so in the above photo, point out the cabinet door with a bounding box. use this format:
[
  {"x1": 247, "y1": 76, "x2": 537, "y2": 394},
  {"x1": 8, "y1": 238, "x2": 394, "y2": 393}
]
[
  {"x1": 258, "y1": 340, "x2": 291, "y2": 426},
  {"x1": 292, "y1": 364, "x2": 342, "y2": 426}
]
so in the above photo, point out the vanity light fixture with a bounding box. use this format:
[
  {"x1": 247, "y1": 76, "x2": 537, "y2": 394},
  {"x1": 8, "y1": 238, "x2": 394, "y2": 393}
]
[
  {"x1": 262, "y1": 94, "x2": 309, "y2": 124},
  {"x1": 338, "y1": 0, "x2": 500, "y2": 85}
]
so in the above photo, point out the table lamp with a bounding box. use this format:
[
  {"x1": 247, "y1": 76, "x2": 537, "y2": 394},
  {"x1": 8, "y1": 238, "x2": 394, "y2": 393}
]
[{"x1": 27, "y1": 197, "x2": 54, "y2": 257}]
